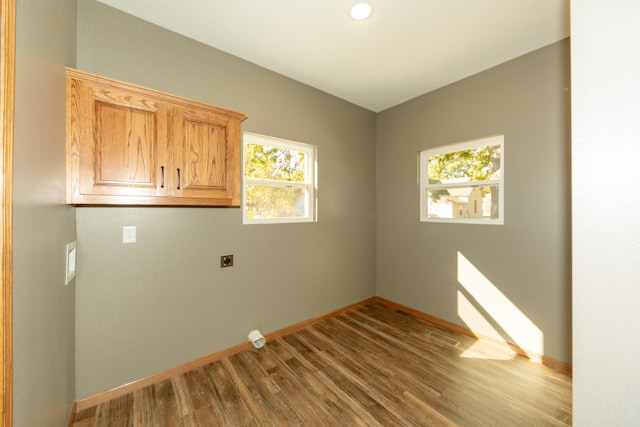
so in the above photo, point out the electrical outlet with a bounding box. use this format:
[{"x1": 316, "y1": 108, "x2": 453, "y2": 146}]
[
  {"x1": 122, "y1": 226, "x2": 136, "y2": 243},
  {"x1": 220, "y1": 254, "x2": 234, "y2": 268}
]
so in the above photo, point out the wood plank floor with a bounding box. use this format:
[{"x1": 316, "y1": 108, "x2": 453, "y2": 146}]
[{"x1": 73, "y1": 302, "x2": 572, "y2": 426}]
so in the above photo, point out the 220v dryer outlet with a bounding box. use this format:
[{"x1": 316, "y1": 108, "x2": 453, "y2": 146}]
[{"x1": 220, "y1": 255, "x2": 234, "y2": 268}]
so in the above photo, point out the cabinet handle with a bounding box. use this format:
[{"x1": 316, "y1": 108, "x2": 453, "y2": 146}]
[
  {"x1": 160, "y1": 166, "x2": 165, "y2": 188},
  {"x1": 177, "y1": 168, "x2": 181, "y2": 190}
]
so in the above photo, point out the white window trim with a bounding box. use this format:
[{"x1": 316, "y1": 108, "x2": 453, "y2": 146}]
[
  {"x1": 243, "y1": 132, "x2": 317, "y2": 224},
  {"x1": 419, "y1": 135, "x2": 504, "y2": 225}
]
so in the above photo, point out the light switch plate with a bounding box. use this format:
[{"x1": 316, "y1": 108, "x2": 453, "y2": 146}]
[
  {"x1": 122, "y1": 226, "x2": 136, "y2": 243},
  {"x1": 65, "y1": 241, "x2": 76, "y2": 285}
]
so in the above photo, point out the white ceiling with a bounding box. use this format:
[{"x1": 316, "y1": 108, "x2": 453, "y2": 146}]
[{"x1": 95, "y1": 0, "x2": 570, "y2": 112}]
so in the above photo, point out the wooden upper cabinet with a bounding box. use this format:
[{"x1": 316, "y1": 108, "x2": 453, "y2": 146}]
[{"x1": 65, "y1": 68, "x2": 246, "y2": 206}]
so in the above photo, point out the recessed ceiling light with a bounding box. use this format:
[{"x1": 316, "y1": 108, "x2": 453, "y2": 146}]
[{"x1": 350, "y1": 1, "x2": 373, "y2": 21}]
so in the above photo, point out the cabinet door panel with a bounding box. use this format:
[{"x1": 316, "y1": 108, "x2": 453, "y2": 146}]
[
  {"x1": 93, "y1": 101, "x2": 156, "y2": 187},
  {"x1": 174, "y1": 108, "x2": 240, "y2": 205},
  {"x1": 71, "y1": 80, "x2": 168, "y2": 200},
  {"x1": 183, "y1": 119, "x2": 227, "y2": 189}
]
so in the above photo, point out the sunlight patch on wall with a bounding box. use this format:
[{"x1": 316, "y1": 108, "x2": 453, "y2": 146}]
[
  {"x1": 457, "y1": 291, "x2": 516, "y2": 360},
  {"x1": 457, "y1": 251, "x2": 543, "y2": 360}
]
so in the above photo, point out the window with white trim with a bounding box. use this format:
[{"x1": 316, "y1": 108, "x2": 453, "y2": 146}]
[
  {"x1": 243, "y1": 133, "x2": 316, "y2": 224},
  {"x1": 419, "y1": 135, "x2": 504, "y2": 224}
]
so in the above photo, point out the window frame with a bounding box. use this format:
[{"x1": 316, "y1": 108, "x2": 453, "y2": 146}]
[
  {"x1": 419, "y1": 135, "x2": 504, "y2": 225},
  {"x1": 243, "y1": 132, "x2": 317, "y2": 225}
]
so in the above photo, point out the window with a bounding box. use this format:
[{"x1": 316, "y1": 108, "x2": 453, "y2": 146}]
[
  {"x1": 243, "y1": 132, "x2": 316, "y2": 224},
  {"x1": 419, "y1": 135, "x2": 504, "y2": 224}
]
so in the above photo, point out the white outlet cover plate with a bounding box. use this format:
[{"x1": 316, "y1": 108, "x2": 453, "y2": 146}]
[{"x1": 122, "y1": 226, "x2": 136, "y2": 243}]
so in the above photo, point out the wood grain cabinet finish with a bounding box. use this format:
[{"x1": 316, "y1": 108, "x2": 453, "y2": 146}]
[{"x1": 65, "y1": 68, "x2": 246, "y2": 206}]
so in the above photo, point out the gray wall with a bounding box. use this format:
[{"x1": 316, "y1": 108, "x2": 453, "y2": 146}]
[
  {"x1": 13, "y1": 0, "x2": 77, "y2": 424},
  {"x1": 376, "y1": 40, "x2": 571, "y2": 363},
  {"x1": 75, "y1": 0, "x2": 376, "y2": 398},
  {"x1": 572, "y1": 1, "x2": 640, "y2": 424}
]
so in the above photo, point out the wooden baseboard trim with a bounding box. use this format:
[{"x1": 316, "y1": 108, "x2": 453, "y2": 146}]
[
  {"x1": 372, "y1": 297, "x2": 572, "y2": 376},
  {"x1": 67, "y1": 402, "x2": 77, "y2": 427},
  {"x1": 541, "y1": 355, "x2": 573, "y2": 376},
  {"x1": 75, "y1": 297, "x2": 377, "y2": 411}
]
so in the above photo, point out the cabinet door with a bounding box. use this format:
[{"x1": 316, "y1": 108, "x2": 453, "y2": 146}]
[
  {"x1": 67, "y1": 77, "x2": 169, "y2": 203},
  {"x1": 172, "y1": 105, "x2": 241, "y2": 206}
]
